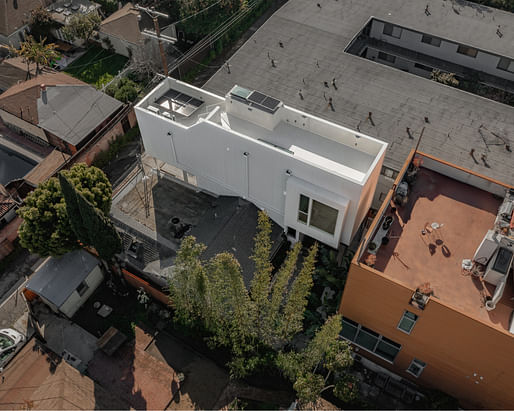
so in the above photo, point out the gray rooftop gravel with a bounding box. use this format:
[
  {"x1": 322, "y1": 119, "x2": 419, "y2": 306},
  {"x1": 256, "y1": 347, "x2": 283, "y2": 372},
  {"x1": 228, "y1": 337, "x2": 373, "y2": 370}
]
[{"x1": 204, "y1": 0, "x2": 514, "y2": 184}]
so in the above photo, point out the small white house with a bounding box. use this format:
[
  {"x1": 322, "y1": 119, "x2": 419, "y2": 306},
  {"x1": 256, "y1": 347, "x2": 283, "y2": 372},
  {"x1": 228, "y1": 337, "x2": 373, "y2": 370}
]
[
  {"x1": 25, "y1": 250, "x2": 103, "y2": 318},
  {"x1": 135, "y1": 78, "x2": 387, "y2": 248}
]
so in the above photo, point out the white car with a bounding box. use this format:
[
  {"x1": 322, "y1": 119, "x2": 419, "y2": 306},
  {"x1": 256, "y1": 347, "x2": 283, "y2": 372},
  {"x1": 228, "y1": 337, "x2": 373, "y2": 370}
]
[{"x1": 0, "y1": 329, "x2": 25, "y2": 364}]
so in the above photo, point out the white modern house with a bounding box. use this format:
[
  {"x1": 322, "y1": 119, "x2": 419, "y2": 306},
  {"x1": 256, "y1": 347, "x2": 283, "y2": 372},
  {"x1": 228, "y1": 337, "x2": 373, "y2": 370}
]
[{"x1": 135, "y1": 78, "x2": 387, "y2": 248}]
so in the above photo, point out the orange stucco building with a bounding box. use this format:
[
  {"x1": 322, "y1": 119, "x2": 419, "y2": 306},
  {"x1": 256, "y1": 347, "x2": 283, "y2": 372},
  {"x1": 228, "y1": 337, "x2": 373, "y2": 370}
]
[{"x1": 339, "y1": 150, "x2": 514, "y2": 409}]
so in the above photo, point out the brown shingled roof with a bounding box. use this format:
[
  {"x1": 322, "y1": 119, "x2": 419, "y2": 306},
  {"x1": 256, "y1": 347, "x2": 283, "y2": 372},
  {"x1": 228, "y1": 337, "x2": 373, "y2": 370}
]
[
  {"x1": 0, "y1": 0, "x2": 52, "y2": 37},
  {"x1": 0, "y1": 71, "x2": 86, "y2": 124},
  {"x1": 99, "y1": 2, "x2": 143, "y2": 44}
]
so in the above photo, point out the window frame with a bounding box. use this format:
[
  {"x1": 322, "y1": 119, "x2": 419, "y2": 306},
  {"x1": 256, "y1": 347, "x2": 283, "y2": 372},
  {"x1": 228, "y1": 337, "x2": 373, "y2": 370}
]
[
  {"x1": 457, "y1": 45, "x2": 478, "y2": 58},
  {"x1": 497, "y1": 57, "x2": 514, "y2": 73},
  {"x1": 381, "y1": 166, "x2": 399, "y2": 180},
  {"x1": 421, "y1": 34, "x2": 441, "y2": 47},
  {"x1": 378, "y1": 51, "x2": 396, "y2": 64},
  {"x1": 414, "y1": 62, "x2": 433, "y2": 72},
  {"x1": 297, "y1": 194, "x2": 339, "y2": 236},
  {"x1": 383, "y1": 23, "x2": 402, "y2": 39},
  {"x1": 341, "y1": 317, "x2": 401, "y2": 363},
  {"x1": 298, "y1": 194, "x2": 309, "y2": 224},
  {"x1": 406, "y1": 358, "x2": 427, "y2": 378},
  {"x1": 397, "y1": 310, "x2": 418, "y2": 334},
  {"x1": 76, "y1": 280, "x2": 89, "y2": 297}
]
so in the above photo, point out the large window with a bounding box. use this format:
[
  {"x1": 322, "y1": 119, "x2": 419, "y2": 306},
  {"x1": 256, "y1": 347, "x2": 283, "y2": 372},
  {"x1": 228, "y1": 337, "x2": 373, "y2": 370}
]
[
  {"x1": 397, "y1": 311, "x2": 418, "y2": 334},
  {"x1": 383, "y1": 23, "x2": 402, "y2": 39},
  {"x1": 297, "y1": 195, "x2": 338, "y2": 235},
  {"x1": 407, "y1": 359, "x2": 426, "y2": 378},
  {"x1": 421, "y1": 34, "x2": 441, "y2": 47},
  {"x1": 457, "y1": 45, "x2": 478, "y2": 58},
  {"x1": 341, "y1": 317, "x2": 401, "y2": 363},
  {"x1": 497, "y1": 57, "x2": 514, "y2": 73}
]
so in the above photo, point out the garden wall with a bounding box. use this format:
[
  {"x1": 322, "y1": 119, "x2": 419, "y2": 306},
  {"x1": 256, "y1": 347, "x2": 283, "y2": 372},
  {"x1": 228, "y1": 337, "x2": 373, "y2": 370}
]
[
  {"x1": 74, "y1": 108, "x2": 137, "y2": 166},
  {"x1": 121, "y1": 268, "x2": 170, "y2": 306}
]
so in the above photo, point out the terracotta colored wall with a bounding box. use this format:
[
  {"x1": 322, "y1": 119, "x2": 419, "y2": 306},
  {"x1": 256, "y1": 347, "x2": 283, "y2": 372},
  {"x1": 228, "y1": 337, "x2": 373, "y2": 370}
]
[
  {"x1": 121, "y1": 269, "x2": 170, "y2": 306},
  {"x1": 74, "y1": 119, "x2": 125, "y2": 165},
  {"x1": 339, "y1": 263, "x2": 514, "y2": 409},
  {"x1": 127, "y1": 109, "x2": 137, "y2": 128}
]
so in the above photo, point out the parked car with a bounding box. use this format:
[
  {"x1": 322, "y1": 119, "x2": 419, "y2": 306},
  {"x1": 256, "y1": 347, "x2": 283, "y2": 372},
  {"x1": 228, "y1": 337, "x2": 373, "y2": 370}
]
[{"x1": 0, "y1": 328, "x2": 25, "y2": 366}]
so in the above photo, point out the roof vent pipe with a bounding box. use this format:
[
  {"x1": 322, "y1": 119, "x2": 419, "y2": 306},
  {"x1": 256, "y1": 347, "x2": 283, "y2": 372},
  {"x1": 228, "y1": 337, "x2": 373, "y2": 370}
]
[{"x1": 41, "y1": 84, "x2": 47, "y2": 105}]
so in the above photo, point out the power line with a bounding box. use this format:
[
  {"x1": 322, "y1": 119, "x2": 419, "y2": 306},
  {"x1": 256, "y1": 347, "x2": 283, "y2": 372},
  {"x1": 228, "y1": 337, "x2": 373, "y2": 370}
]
[
  {"x1": 167, "y1": 0, "x2": 263, "y2": 74},
  {"x1": 162, "y1": 0, "x2": 224, "y2": 29}
]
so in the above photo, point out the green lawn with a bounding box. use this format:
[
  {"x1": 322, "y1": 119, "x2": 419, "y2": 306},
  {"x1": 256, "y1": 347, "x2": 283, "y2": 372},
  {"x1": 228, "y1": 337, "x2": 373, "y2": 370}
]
[{"x1": 65, "y1": 46, "x2": 128, "y2": 89}]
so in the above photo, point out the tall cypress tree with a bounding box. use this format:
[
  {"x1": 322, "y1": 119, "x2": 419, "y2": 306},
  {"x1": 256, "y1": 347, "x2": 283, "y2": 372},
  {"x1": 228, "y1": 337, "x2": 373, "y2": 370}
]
[
  {"x1": 249, "y1": 211, "x2": 273, "y2": 329},
  {"x1": 280, "y1": 242, "x2": 318, "y2": 341},
  {"x1": 60, "y1": 172, "x2": 122, "y2": 261},
  {"x1": 75, "y1": 189, "x2": 122, "y2": 261},
  {"x1": 58, "y1": 173, "x2": 91, "y2": 246}
]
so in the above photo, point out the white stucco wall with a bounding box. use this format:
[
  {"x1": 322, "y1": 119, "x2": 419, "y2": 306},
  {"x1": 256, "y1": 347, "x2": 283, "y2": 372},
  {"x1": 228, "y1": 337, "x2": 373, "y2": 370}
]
[
  {"x1": 136, "y1": 96, "x2": 386, "y2": 246},
  {"x1": 59, "y1": 265, "x2": 104, "y2": 318},
  {"x1": 369, "y1": 20, "x2": 514, "y2": 81}
]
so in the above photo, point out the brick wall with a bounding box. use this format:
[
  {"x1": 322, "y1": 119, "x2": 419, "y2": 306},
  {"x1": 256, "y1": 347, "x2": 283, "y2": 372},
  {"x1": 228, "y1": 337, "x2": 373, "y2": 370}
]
[{"x1": 74, "y1": 120, "x2": 125, "y2": 165}]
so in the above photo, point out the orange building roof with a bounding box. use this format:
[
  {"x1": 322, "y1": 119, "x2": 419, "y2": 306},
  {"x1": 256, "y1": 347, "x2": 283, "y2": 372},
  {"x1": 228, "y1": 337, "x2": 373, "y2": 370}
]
[{"x1": 361, "y1": 156, "x2": 514, "y2": 335}]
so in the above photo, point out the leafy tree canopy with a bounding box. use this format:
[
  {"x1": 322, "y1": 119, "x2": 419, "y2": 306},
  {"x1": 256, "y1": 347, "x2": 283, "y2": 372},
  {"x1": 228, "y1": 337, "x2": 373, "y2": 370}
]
[
  {"x1": 106, "y1": 78, "x2": 139, "y2": 103},
  {"x1": 62, "y1": 12, "x2": 101, "y2": 43},
  {"x1": 18, "y1": 164, "x2": 112, "y2": 257},
  {"x1": 276, "y1": 314, "x2": 355, "y2": 406},
  {"x1": 169, "y1": 211, "x2": 318, "y2": 378}
]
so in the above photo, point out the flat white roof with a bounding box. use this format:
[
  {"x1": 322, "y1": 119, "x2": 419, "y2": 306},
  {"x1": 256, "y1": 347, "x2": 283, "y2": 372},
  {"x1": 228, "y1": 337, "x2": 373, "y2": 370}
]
[{"x1": 137, "y1": 77, "x2": 387, "y2": 183}]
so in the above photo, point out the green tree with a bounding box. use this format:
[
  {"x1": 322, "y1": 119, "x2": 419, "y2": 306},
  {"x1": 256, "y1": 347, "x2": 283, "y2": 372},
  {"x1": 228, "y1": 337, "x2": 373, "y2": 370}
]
[
  {"x1": 17, "y1": 164, "x2": 112, "y2": 257},
  {"x1": 169, "y1": 236, "x2": 208, "y2": 327},
  {"x1": 62, "y1": 12, "x2": 101, "y2": 43},
  {"x1": 266, "y1": 242, "x2": 301, "y2": 346},
  {"x1": 75, "y1": 188, "x2": 122, "y2": 261},
  {"x1": 10, "y1": 36, "x2": 60, "y2": 76},
  {"x1": 249, "y1": 210, "x2": 273, "y2": 334},
  {"x1": 29, "y1": 7, "x2": 57, "y2": 41},
  {"x1": 106, "y1": 78, "x2": 139, "y2": 103},
  {"x1": 276, "y1": 315, "x2": 355, "y2": 406},
  {"x1": 59, "y1": 173, "x2": 122, "y2": 261},
  {"x1": 58, "y1": 173, "x2": 90, "y2": 246},
  {"x1": 279, "y1": 242, "x2": 318, "y2": 341},
  {"x1": 206, "y1": 253, "x2": 255, "y2": 356}
]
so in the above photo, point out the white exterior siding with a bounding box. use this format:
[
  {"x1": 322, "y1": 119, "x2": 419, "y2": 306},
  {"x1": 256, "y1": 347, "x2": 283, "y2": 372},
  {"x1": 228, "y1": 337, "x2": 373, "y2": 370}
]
[
  {"x1": 369, "y1": 19, "x2": 514, "y2": 81},
  {"x1": 136, "y1": 78, "x2": 387, "y2": 247},
  {"x1": 59, "y1": 265, "x2": 103, "y2": 318}
]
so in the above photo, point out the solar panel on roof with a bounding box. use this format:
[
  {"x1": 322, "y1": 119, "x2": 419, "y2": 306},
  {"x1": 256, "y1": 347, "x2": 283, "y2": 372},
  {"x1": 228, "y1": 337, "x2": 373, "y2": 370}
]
[
  {"x1": 175, "y1": 93, "x2": 191, "y2": 103},
  {"x1": 189, "y1": 98, "x2": 204, "y2": 107},
  {"x1": 157, "y1": 88, "x2": 204, "y2": 118},
  {"x1": 164, "y1": 89, "x2": 179, "y2": 99},
  {"x1": 261, "y1": 96, "x2": 281, "y2": 111},
  {"x1": 248, "y1": 91, "x2": 267, "y2": 104}
]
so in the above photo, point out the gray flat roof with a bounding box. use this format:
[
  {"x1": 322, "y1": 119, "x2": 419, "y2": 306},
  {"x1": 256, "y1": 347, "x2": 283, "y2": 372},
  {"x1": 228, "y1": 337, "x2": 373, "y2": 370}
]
[
  {"x1": 204, "y1": 0, "x2": 514, "y2": 184},
  {"x1": 26, "y1": 250, "x2": 99, "y2": 308},
  {"x1": 37, "y1": 85, "x2": 122, "y2": 146}
]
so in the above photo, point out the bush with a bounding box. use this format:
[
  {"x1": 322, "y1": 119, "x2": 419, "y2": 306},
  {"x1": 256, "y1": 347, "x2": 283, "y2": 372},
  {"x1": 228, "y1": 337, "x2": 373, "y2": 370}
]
[{"x1": 106, "y1": 77, "x2": 139, "y2": 103}]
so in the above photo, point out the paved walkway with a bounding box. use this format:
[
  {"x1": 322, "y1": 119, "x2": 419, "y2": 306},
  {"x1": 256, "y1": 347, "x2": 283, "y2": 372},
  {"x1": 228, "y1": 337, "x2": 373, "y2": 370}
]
[
  {"x1": 144, "y1": 331, "x2": 230, "y2": 410},
  {"x1": 87, "y1": 326, "x2": 179, "y2": 410}
]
